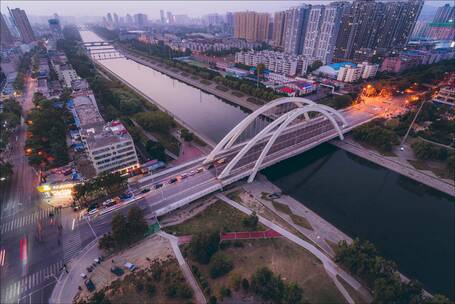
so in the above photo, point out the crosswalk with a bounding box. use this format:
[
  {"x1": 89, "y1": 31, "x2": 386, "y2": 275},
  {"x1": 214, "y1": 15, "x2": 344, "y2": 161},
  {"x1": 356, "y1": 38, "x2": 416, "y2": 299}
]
[
  {"x1": 0, "y1": 207, "x2": 58, "y2": 235},
  {"x1": 62, "y1": 229, "x2": 83, "y2": 264},
  {"x1": 1, "y1": 260, "x2": 64, "y2": 303}
]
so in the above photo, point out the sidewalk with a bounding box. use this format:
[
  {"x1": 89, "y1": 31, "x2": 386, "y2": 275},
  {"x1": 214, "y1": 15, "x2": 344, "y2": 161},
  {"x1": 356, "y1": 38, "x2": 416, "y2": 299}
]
[
  {"x1": 159, "y1": 231, "x2": 206, "y2": 304},
  {"x1": 332, "y1": 137, "x2": 454, "y2": 196},
  {"x1": 216, "y1": 193, "x2": 372, "y2": 304},
  {"x1": 49, "y1": 238, "x2": 100, "y2": 304}
]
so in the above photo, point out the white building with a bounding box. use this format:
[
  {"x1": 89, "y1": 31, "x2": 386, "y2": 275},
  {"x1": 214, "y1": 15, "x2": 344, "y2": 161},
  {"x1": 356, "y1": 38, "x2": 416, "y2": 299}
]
[
  {"x1": 235, "y1": 50, "x2": 308, "y2": 76},
  {"x1": 80, "y1": 121, "x2": 139, "y2": 175},
  {"x1": 60, "y1": 68, "x2": 80, "y2": 88},
  {"x1": 336, "y1": 62, "x2": 378, "y2": 83},
  {"x1": 433, "y1": 86, "x2": 455, "y2": 106},
  {"x1": 358, "y1": 62, "x2": 379, "y2": 79}
]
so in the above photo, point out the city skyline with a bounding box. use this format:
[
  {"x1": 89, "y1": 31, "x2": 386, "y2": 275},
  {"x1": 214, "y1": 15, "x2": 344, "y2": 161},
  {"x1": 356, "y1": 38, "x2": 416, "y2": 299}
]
[{"x1": 1, "y1": 0, "x2": 451, "y2": 19}]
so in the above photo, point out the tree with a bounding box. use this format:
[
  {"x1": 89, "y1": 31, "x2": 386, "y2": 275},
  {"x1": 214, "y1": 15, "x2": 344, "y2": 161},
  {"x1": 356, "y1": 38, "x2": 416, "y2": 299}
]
[
  {"x1": 283, "y1": 282, "x2": 304, "y2": 304},
  {"x1": 146, "y1": 140, "x2": 166, "y2": 161},
  {"x1": 189, "y1": 232, "x2": 220, "y2": 264},
  {"x1": 180, "y1": 129, "x2": 193, "y2": 142},
  {"x1": 127, "y1": 206, "x2": 148, "y2": 240},
  {"x1": 242, "y1": 211, "x2": 259, "y2": 230},
  {"x1": 250, "y1": 267, "x2": 285, "y2": 302},
  {"x1": 99, "y1": 233, "x2": 115, "y2": 251},
  {"x1": 0, "y1": 161, "x2": 13, "y2": 181},
  {"x1": 111, "y1": 214, "x2": 129, "y2": 248},
  {"x1": 256, "y1": 63, "x2": 266, "y2": 87},
  {"x1": 308, "y1": 60, "x2": 323, "y2": 73},
  {"x1": 209, "y1": 252, "x2": 234, "y2": 278},
  {"x1": 242, "y1": 278, "x2": 250, "y2": 291}
]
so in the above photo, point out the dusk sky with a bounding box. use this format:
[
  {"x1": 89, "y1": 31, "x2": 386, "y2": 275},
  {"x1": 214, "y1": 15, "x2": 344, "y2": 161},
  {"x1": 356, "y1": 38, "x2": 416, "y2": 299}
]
[{"x1": 1, "y1": 1, "x2": 450, "y2": 19}]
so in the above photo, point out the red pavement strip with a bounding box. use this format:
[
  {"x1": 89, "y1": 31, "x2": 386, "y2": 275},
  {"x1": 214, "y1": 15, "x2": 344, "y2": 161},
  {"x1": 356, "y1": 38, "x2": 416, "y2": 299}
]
[{"x1": 177, "y1": 229, "x2": 281, "y2": 244}]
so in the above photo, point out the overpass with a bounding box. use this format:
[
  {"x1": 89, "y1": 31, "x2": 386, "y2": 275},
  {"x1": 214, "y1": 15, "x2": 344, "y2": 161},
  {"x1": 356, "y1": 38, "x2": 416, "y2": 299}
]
[{"x1": 91, "y1": 97, "x2": 379, "y2": 222}]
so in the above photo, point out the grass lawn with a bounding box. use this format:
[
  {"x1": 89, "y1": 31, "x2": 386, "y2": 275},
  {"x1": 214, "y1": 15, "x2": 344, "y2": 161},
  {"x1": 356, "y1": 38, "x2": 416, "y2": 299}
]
[
  {"x1": 187, "y1": 238, "x2": 345, "y2": 304},
  {"x1": 199, "y1": 79, "x2": 212, "y2": 85},
  {"x1": 164, "y1": 200, "x2": 266, "y2": 236},
  {"x1": 247, "y1": 97, "x2": 264, "y2": 105},
  {"x1": 407, "y1": 159, "x2": 453, "y2": 180},
  {"x1": 215, "y1": 85, "x2": 229, "y2": 92},
  {"x1": 261, "y1": 192, "x2": 313, "y2": 230},
  {"x1": 231, "y1": 91, "x2": 244, "y2": 98}
]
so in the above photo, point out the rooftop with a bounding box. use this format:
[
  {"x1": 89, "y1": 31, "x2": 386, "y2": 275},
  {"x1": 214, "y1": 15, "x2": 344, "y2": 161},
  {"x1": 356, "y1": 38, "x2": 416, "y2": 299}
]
[
  {"x1": 81, "y1": 121, "x2": 132, "y2": 151},
  {"x1": 327, "y1": 62, "x2": 357, "y2": 71}
]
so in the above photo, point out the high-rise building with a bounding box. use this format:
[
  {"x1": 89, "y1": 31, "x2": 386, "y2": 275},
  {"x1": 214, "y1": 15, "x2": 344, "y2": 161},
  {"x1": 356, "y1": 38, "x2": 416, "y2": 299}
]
[
  {"x1": 160, "y1": 10, "x2": 166, "y2": 24},
  {"x1": 301, "y1": 3, "x2": 345, "y2": 64},
  {"x1": 334, "y1": 0, "x2": 423, "y2": 61},
  {"x1": 283, "y1": 5, "x2": 311, "y2": 55},
  {"x1": 125, "y1": 14, "x2": 133, "y2": 25},
  {"x1": 1, "y1": 14, "x2": 14, "y2": 47},
  {"x1": 433, "y1": 4, "x2": 454, "y2": 23},
  {"x1": 113, "y1": 13, "x2": 119, "y2": 27},
  {"x1": 166, "y1": 12, "x2": 174, "y2": 24},
  {"x1": 134, "y1": 13, "x2": 148, "y2": 27},
  {"x1": 10, "y1": 8, "x2": 35, "y2": 43},
  {"x1": 234, "y1": 11, "x2": 269, "y2": 42},
  {"x1": 48, "y1": 18, "x2": 62, "y2": 40},
  {"x1": 272, "y1": 11, "x2": 287, "y2": 48},
  {"x1": 106, "y1": 13, "x2": 113, "y2": 25}
]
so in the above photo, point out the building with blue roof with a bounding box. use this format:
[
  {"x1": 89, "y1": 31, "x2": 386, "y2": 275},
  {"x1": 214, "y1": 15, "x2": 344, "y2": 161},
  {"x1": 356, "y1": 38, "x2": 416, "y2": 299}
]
[{"x1": 315, "y1": 62, "x2": 357, "y2": 78}]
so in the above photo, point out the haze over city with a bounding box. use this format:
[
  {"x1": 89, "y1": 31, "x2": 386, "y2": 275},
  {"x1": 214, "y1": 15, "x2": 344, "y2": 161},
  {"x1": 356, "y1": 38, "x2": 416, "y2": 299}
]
[{"x1": 1, "y1": 1, "x2": 454, "y2": 304}]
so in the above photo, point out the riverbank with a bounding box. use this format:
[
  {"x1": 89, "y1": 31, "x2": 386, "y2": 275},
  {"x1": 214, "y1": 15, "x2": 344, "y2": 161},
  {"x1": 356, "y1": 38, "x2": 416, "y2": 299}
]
[
  {"x1": 331, "y1": 136, "x2": 454, "y2": 197},
  {"x1": 117, "y1": 45, "x2": 267, "y2": 114},
  {"x1": 91, "y1": 59, "x2": 216, "y2": 148}
]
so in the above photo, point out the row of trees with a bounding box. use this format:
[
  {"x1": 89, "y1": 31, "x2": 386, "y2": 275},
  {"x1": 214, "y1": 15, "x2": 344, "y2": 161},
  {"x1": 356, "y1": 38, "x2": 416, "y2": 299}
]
[
  {"x1": 73, "y1": 172, "x2": 127, "y2": 207},
  {"x1": 213, "y1": 75, "x2": 283, "y2": 101},
  {"x1": 319, "y1": 94, "x2": 354, "y2": 110},
  {"x1": 13, "y1": 51, "x2": 33, "y2": 92},
  {"x1": 0, "y1": 99, "x2": 22, "y2": 181},
  {"x1": 25, "y1": 96, "x2": 70, "y2": 168},
  {"x1": 124, "y1": 39, "x2": 191, "y2": 59},
  {"x1": 59, "y1": 26, "x2": 179, "y2": 162},
  {"x1": 99, "y1": 207, "x2": 148, "y2": 251},
  {"x1": 352, "y1": 120, "x2": 399, "y2": 152},
  {"x1": 336, "y1": 239, "x2": 451, "y2": 303}
]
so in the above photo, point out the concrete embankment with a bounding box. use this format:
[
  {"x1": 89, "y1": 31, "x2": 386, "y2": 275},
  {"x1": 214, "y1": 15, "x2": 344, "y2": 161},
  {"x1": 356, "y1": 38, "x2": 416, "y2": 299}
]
[{"x1": 331, "y1": 138, "x2": 454, "y2": 197}]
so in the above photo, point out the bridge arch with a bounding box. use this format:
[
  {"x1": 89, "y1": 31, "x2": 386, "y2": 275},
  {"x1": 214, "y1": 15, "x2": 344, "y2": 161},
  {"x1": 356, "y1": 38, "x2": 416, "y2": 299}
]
[
  {"x1": 218, "y1": 105, "x2": 345, "y2": 181},
  {"x1": 204, "y1": 97, "x2": 347, "y2": 164}
]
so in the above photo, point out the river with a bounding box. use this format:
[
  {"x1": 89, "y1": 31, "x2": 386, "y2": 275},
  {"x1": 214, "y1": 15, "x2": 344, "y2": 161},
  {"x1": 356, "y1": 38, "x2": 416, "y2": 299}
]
[{"x1": 80, "y1": 31, "x2": 454, "y2": 298}]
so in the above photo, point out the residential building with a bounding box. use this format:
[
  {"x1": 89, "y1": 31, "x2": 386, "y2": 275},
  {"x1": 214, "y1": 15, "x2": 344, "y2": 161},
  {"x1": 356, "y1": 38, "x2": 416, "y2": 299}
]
[
  {"x1": 283, "y1": 5, "x2": 311, "y2": 55},
  {"x1": 134, "y1": 13, "x2": 148, "y2": 27},
  {"x1": 48, "y1": 18, "x2": 62, "y2": 39},
  {"x1": 315, "y1": 61, "x2": 356, "y2": 78},
  {"x1": 433, "y1": 86, "x2": 455, "y2": 106},
  {"x1": 37, "y1": 78, "x2": 49, "y2": 97},
  {"x1": 301, "y1": 3, "x2": 344, "y2": 64},
  {"x1": 10, "y1": 8, "x2": 35, "y2": 43},
  {"x1": 1, "y1": 14, "x2": 14, "y2": 47},
  {"x1": 60, "y1": 67, "x2": 80, "y2": 88},
  {"x1": 432, "y1": 4, "x2": 454, "y2": 24},
  {"x1": 358, "y1": 62, "x2": 379, "y2": 79},
  {"x1": 234, "y1": 11, "x2": 270, "y2": 42},
  {"x1": 272, "y1": 11, "x2": 287, "y2": 48},
  {"x1": 80, "y1": 121, "x2": 139, "y2": 175},
  {"x1": 166, "y1": 12, "x2": 174, "y2": 24},
  {"x1": 334, "y1": 0, "x2": 423, "y2": 61},
  {"x1": 380, "y1": 56, "x2": 420, "y2": 73},
  {"x1": 235, "y1": 50, "x2": 308, "y2": 76}
]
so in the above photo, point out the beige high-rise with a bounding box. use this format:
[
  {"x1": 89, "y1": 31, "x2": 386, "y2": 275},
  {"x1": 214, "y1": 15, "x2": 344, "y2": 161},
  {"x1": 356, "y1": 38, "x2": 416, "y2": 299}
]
[{"x1": 234, "y1": 11, "x2": 269, "y2": 42}]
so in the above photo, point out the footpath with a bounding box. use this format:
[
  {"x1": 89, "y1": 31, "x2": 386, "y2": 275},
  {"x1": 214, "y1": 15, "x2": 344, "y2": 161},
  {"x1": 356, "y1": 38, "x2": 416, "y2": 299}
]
[{"x1": 332, "y1": 137, "x2": 454, "y2": 197}]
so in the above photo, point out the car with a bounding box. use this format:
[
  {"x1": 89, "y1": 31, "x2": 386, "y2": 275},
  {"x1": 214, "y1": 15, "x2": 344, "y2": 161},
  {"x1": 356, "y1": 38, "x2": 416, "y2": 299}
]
[
  {"x1": 181, "y1": 173, "x2": 188, "y2": 179},
  {"x1": 124, "y1": 262, "x2": 137, "y2": 271},
  {"x1": 87, "y1": 203, "x2": 98, "y2": 212},
  {"x1": 207, "y1": 164, "x2": 214, "y2": 170},
  {"x1": 400, "y1": 146, "x2": 405, "y2": 151},
  {"x1": 88, "y1": 208, "x2": 98, "y2": 216},
  {"x1": 86, "y1": 266, "x2": 93, "y2": 273},
  {"x1": 140, "y1": 187, "x2": 150, "y2": 194},
  {"x1": 110, "y1": 267, "x2": 124, "y2": 276},
  {"x1": 169, "y1": 178, "x2": 177, "y2": 184},
  {"x1": 85, "y1": 279, "x2": 95, "y2": 292},
  {"x1": 216, "y1": 158, "x2": 226, "y2": 164},
  {"x1": 189, "y1": 170, "x2": 196, "y2": 176},
  {"x1": 94, "y1": 258, "x2": 100, "y2": 264},
  {"x1": 154, "y1": 183, "x2": 163, "y2": 189},
  {"x1": 119, "y1": 192, "x2": 133, "y2": 200},
  {"x1": 80, "y1": 273, "x2": 87, "y2": 279},
  {"x1": 196, "y1": 167, "x2": 204, "y2": 173},
  {"x1": 102, "y1": 199, "x2": 115, "y2": 207}
]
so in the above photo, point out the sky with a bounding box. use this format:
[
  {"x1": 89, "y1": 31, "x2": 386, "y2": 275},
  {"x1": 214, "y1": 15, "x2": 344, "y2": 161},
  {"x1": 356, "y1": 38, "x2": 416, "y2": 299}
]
[{"x1": 1, "y1": 0, "x2": 451, "y2": 19}]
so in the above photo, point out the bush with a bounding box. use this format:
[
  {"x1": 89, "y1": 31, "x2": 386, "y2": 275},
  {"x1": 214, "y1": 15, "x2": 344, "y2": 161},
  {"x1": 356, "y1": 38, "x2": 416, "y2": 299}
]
[
  {"x1": 250, "y1": 267, "x2": 285, "y2": 302},
  {"x1": 411, "y1": 140, "x2": 447, "y2": 161},
  {"x1": 219, "y1": 285, "x2": 231, "y2": 298},
  {"x1": 228, "y1": 272, "x2": 242, "y2": 291},
  {"x1": 146, "y1": 282, "x2": 155, "y2": 297},
  {"x1": 241, "y1": 211, "x2": 259, "y2": 230},
  {"x1": 209, "y1": 252, "x2": 234, "y2": 278},
  {"x1": 352, "y1": 122, "x2": 399, "y2": 152},
  {"x1": 209, "y1": 295, "x2": 218, "y2": 304},
  {"x1": 189, "y1": 232, "x2": 220, "y2": 264},
  {"x1": 242, "y1": 278, "x2": 250, "y2": 291}
]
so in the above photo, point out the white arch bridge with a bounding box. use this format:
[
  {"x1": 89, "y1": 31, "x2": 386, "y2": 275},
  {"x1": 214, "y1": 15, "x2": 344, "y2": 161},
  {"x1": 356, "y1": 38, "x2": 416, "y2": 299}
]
[{"x1": 133, "y1": 97, "x2": 379, "y2": 216}]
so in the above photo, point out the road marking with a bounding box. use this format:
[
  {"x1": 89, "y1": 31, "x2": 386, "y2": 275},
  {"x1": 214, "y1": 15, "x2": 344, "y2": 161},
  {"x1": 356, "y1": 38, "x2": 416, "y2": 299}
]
[{"x1": 0, "y1": 249, "x2": 5, "y2": 266}]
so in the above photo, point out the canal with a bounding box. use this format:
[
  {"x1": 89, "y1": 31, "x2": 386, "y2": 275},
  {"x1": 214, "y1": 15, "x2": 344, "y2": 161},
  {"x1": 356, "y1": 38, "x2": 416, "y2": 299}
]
[{"x1": 80, "y1": 31, "x2": 454, "y2": 298}]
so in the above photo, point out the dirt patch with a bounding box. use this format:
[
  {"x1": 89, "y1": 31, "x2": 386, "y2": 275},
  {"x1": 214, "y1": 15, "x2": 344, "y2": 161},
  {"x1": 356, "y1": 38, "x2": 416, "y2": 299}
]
[
  {"x1": 231, "y1": 91, "x2": 244, "y2": 98},
  {"x1": 186, "y1": 238, "x2": 344, "y2": 304},
  {"x1": 75, "y1": 234, "x2": 173, "y2": 301},
  {"x1": 216, "y1": 85, "x2": 229, "y2": 92},
  {"x1": 246, "y1": 97, "x2": 263, "y2": 105},
  {"x1": 200, "y1": 79, "x2": 212, "y2": 85}
]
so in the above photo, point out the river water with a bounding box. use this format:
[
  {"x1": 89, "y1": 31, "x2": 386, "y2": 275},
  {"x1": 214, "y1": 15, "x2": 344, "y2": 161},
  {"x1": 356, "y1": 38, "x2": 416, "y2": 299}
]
[{"x1": 80, "y1": 31, "x2": 454, "y2": 298}]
